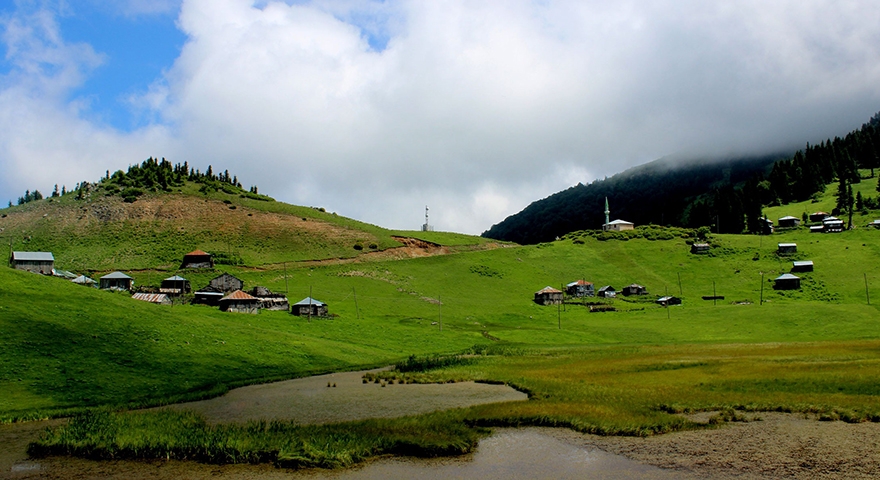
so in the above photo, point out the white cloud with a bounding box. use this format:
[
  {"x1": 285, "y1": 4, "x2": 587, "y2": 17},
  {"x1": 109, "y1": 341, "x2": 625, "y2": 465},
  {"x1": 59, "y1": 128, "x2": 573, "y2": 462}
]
[{"x1": 2, "y1": 1, "x2": 880, "y2": 231}]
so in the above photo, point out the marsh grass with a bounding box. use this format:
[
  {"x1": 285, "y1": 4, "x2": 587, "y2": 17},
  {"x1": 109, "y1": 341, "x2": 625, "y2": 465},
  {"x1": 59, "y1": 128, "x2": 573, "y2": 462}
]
[{"x1": 29, "y1": 409, "x2": 487, "y2": 469}]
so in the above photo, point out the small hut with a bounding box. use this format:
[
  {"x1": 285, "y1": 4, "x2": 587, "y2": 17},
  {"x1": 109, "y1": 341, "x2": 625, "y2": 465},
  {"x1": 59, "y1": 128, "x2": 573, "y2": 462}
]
[
  {"x1": 622, "y1": 284, "x2": 648, "y2": 296},
  {"x1": 71, "y1": 275, "x2": 97, "y2": 287},
  {"x1": 809, "y1": 225, "x2": 824, "y2": 233},
  {"x1": 791, "y1": 260, "x2": 814, "y2": 273},
  {"x1": 132, "y1": 293, "x2": 172, "y2": 305},
  {"x1": 10, "y1": 251, "x2": 54, "y2": 275},
  {"x1": 690, "y1": 243, "x2": 710, "y2": 254},
  {"x1": 656, "y1": 296, "x2": 682, "y2": 306},
  {"x1": 180, "y1": 250, "x2": 214, "y2": 269},
  {"x1": 100, "y1": 272, "x2": 134, "y2": 291},
  {"x1": 867, "y1": 220, "x2": 880, "y2": 229},
  {"x1": 774, "y1": 273, "x2": 801, "y2": 290},
  {"x1": 777, "y1": 243, "x2": 797, "y2": 255},
  {"x1": 160, "y1": 275, "x2": 191, "y2": 296},
  {"x1": 291, "y1": 297, "x2": 328, "y2": 317},
  {"x1": 603, "y1": 219, "x2": 634, "y2": 232},
  {"x1": 565, "y1": 280, "x2": 594, "y2": 297},
  {"x1": 777, "y1": 216, "x2": 800, "y2": 228},
  {"x1": 192, "y1": 286, "x2": 225, "y2": 306},
  {"x1": 534, "y1": 286, "x2": 563, "y2": 305},
  {"x1": 760, "y1": 218, "x2": 774, "y2": 235},
  {"x1": 219, "y1": 290, "x2": 260, "y2": 314},
  {"x1": 809, "y1": 212, "x2": 829, "y2": 223},
  {"x1": 249, "y1": 286, "x2": 290, "y2": 311},
  {"x1": 597, "y1": 285, "x2": 617, "y2": 298}
]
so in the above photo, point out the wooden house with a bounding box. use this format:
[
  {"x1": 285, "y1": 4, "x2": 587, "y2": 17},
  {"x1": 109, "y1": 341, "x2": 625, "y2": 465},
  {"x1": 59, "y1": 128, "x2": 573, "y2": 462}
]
[
  {"x1": 597, "y1": 285, "x2": 616, "y2": 298},
  {"x1": 774, "y1": 273, "x2": 801, "y2": 290},
  {"x1": 71, "y1": 275, "x2": 97, "y2": 287},
  {"x1": 622, "y1": 284, "x2": 648, "y2": 296},
  {"x1": 777, "y1": 216, "x2": 800, "y2": 228},
  {"x1": 656, "y1": 296, "x2": 681, "y2": 306},
  {"x1": 868, "y1": 220, "x2": 880, "y2": 229},
  {"x1": 10, "y1": 251, "x2": 54, "y2": 275},
  {"x1": 823, "y1": 217, "x2": 844, "y2": 233},
  {"x1": 192, "y1": 287, "x2": 225, "y2": 306},
  {"x1": 791, "y1": 260, "x2": 814, "y2": 273},
  {"x1": 566, "y1": 280, "x2": 594, "y2": 297},
  {"x1": 208, "y1": 273, "x2": 243, "y2": 292},
  {"x1": 760, "y1": 218, "x2": 774, "y2": 235},
  {"x1": 160, "y1": 275, "x2": 191, "y2": 296},
  {"x1": 534, "y1": 286, "x2": 563, "y2": 305},
  {"x1": 690, "y1": 243, "x2": 710, "y2": 254},
  {"x1": 777, "y1": 243, "x2": 797, "y2": 255},
  {"x1": 219, "y1": 290, "x2": 260, "y2": 314},
  {"x1": 603, "y1": 219, "x2": 634, "y2": 232},
  {"x1": 180, "y1": 249, "x2": 214, "y2": 269},
  {"x1": 809, "y1": 225, "x2": 824, "y2": 233},
  {"x1": 249, "y1": 286, "x2": 290, "y2": 311},
  {"x1": 100, "y1": 272, "x2": 134, "y2": 291},
  {"x1": 809, "y1": 212, "x2": 829, "y2": 223},
  {"x1": 291, "y1": 297, "x2": 328, "y2": 317},
  {"x1": 132, "y1": 293, "x2": 172, "y2": 305}
]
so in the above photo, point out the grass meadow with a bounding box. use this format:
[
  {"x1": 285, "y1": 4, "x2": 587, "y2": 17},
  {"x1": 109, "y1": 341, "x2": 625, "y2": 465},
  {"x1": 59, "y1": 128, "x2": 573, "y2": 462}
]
[{"x1": 5, "y1": 187, "x2": 880, "y2": 468}]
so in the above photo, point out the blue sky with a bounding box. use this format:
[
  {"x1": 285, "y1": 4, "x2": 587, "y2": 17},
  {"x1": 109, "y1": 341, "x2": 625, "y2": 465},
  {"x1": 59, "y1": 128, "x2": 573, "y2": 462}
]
[{"x1": 1, "y1": 1, "x2": 880, "y2": 233}]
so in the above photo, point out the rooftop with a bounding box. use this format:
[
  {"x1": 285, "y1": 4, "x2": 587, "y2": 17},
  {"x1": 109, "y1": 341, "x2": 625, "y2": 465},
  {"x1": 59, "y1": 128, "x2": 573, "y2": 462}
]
[{"x1": 11, "y1": 251, "x2": 54, "y2": 261}]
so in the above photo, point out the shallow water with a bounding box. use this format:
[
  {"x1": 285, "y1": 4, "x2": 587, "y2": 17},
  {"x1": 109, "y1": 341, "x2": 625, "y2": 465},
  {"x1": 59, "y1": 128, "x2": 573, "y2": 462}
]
[
  {"x1": 5, "y1": 428, "x2": 684, "y2": 479},
  {"x1": 162, "y1": 369, "x2": 527, "y2": 424}
]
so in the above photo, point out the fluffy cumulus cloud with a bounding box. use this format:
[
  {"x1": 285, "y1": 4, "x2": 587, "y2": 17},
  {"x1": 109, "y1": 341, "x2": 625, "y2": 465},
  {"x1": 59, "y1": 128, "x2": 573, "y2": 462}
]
[{"x1": 2, "y1": 1, "x2": 880, "y2": 233}]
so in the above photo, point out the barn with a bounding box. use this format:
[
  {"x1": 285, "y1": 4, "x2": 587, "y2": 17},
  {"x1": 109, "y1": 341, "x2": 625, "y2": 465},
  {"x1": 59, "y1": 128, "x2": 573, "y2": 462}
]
[
  {"x1": 777, "y1": 243, "x2": 797, "y2": 255},
  {"x1": 823, "y1": 217, "x2": 844, "y2": 233},
  {"x1": 249, "y1": 286, "x2": 290, "y2": 311},
  {"x1": 10, "y1": 251, "x2": 54, "y2": 275},
  {"x1": 132, "y1": 293, "x2": 172, "y2": 305},
  {"x1": 622, "y1": 284, "x2": 649, "y2": 296},
  {"x1": 291, "y1": 297, "x2": 328, "y2": 317},
  {"x1": 777, "y1": 216, "x2": 800, "y2": 228},
  {"x1": 566, "y1": 280, "x2": 594, "y2": 297},
  {"x1": 656, "y1": 296, "x2": 682, "y2": 306},
  {"x1": 100, "y1": 272, "x2": 134, "y2": 291},
  {"x1": 219, "y1": 290, "x2": 260, "y2": 314},
  {"x1": 690, "y1": 243, "x2": 710, "y2": 254},
  {"x1": 534, "y1": 286, "x2": 563, "y2": 305},
  {"x1": 160, "y1": 275, "x2": 191, "y2": 296},
  {"x1": 180, "y1": 250, "x2": 214, "y2": 269},
  {"x1": 597, "y1": 285, "x2": 617, "y2": 298},
  {"x1": 208, "y1": 273, "x2": 243, "y2": 292},
  {"x1": 774, "y1": 273, "x2": 801, "y2": 290},
  {"x1": 809, "y1": 212, "x2": 829, "y2": 223},
  {"x1": 791, "y1": 260, "x2": 814, "y2": 273}
]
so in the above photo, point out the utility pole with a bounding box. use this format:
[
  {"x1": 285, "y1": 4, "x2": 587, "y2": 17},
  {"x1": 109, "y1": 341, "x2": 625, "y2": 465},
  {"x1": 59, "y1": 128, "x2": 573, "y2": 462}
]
[
  {"x1": 353, "y1": 287, "x2": 360, "y2": 319},
  {"x1": 308, "y1": 286, "x2": 312, "y2": 323},
  {"x1": 438, "y1": 294, "x2": 442, "y2": 332},
  {"x1": 760, "y1": 273, "x2": 764, "y2": 306},
  {"x1": 677, "y1": 272, "x2": 682, "y2": 297}
]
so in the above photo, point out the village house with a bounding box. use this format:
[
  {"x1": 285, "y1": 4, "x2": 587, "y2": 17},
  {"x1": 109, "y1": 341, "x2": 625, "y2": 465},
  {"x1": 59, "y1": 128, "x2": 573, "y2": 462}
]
[
  {"x1": 219, "y1": 290, "x2": 260, "y2": 314},
  {"x1": 868, "y1": 220, "x2": 880, "y2": 229},
  {"x1": 690, "y1": 243, "x2": 710, "y2": 254},
  {"x1": 656, "y1": 296, "x2": 682, "y2": 306},
  {"x1": 534, "y1": 286, "x2": 563, "y2": 305},
  {"x1": 10, "y1": 251, "x2": 54, "y2": 275},
  {"x1": 777, "y1": 243, "x2": 797, "y2": 255},
  {"x1": 603, "y1": 219, "x2": 635, "y2": 232},
  {"x1": 809, "y1": 225, "x2": 824, "y2": 233},
  {"x1": 132, "y1": 293, "x2": 172, "y2": 305},
  {"x1": 565, "y1": 280, "x2": 594, "y2": 297},
  {"x1": 249, "y1": 286, "x2": 290, "y2": 311},
  {"x1": 823, "y1": 217, "x2": 844, "y2": 233},
  {"x1": 774, "y1": 273, "x2": 801, "y2": 290},
  {"x1": 809, "y1": 212, "x2": 829, "y2": 223},
  {"x1": 193, "y1": 273, "x2": 244, "y2": 305},
  {"x1": 597, "y1": 285, "x2": 617, "y2": 298},
  {"x1": 160, "y1": 275, "x2": 191, "y2": 296},
  {"x1": 291, "y1": 297, "x2": 329, "y2": 317},
  {"x1": 180, "y1": 249, "x2": 214, "y2": 269},
  {"x1": 777, "y1": 216, "x2": 800, "y2": 228},
  {"x1": 71, "y1": 275, "x2": 97, "y2": 287},
  {"x1": 622, "y1": 284, "x2": 649, "y2": 296},
  {"x1": 760, "y1": 218, "x2": 774, "y2": 235},
  {"x1": 792, "y1": 260, "x2": 814, "y2": 273},
  {"x1": 100, "y1": 272, "x2": 134, "y2": 291}
]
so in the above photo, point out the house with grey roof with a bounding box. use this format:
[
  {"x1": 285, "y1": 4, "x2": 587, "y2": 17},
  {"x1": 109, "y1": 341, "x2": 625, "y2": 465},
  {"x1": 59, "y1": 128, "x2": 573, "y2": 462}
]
[
  {"x1": 10, "y1": 251, "x2": 54, "y2": 275},
  {"x1": 100, "y1": 272, "x2": 134, "y2": 291},
  {"x1": 291, "y1": 297, "x2": 328, "y2": 317}
]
